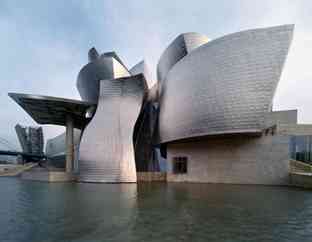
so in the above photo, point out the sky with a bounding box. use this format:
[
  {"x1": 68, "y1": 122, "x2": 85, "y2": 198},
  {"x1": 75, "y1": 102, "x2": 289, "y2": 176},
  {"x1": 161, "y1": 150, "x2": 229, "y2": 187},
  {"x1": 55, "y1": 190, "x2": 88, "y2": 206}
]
[{"x1": 0, "y1": 0, "x2": 312, "y2": 150}]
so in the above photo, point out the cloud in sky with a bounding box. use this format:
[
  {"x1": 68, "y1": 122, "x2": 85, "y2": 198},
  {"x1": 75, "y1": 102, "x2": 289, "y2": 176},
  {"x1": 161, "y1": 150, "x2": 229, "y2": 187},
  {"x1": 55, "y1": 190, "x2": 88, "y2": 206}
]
[{"x1": 0, "y1": 0, "x2": 312, "y2": 150}]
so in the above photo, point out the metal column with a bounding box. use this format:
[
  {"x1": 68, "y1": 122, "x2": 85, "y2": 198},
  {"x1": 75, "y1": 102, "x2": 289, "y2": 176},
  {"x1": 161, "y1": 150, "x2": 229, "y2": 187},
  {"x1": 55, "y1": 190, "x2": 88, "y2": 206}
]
[{"x1": 65, "y1": 115, "x2": 74, "y2": 173}]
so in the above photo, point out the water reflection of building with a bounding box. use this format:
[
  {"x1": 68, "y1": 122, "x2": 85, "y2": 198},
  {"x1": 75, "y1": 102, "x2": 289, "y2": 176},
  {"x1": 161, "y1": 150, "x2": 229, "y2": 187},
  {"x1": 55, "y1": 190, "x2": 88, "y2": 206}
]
[{"x1": 9, "y1": 24, "x2": 312, "y2": 184}]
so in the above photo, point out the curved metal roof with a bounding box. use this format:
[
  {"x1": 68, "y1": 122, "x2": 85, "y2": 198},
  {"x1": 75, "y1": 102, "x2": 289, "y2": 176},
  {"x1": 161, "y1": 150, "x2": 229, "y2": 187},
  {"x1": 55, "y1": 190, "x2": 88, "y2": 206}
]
[
  {"x1": 77, "y1": 48, "x2": 130, "y2": 103},
  {"x1": 158, "y1": 25, "x2": 294, "y2": 143},
  {"x1": 157, "y1": 32, "x2": 209, "y2": 94}
]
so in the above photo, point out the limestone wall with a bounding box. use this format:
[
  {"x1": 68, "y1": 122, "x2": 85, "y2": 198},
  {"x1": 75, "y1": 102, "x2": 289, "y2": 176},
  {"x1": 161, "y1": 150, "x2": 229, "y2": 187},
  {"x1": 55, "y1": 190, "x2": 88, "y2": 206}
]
[
  {"x1": 277, "y1": 124, "x2": 312, "y2": 135},
  {"x1": 265, "y1": 110, "x2": 297, "y2": 127},
  {"x1": 166, "y1": 134, "x2": 290, "y2": 185}
]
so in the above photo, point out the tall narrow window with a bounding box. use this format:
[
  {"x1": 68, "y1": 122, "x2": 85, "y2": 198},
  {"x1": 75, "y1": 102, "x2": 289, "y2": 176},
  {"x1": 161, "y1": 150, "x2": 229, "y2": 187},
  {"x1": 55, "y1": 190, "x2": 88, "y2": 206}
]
[{"x1": 172, "y1": 157, "x2": 188, "y2": 174}]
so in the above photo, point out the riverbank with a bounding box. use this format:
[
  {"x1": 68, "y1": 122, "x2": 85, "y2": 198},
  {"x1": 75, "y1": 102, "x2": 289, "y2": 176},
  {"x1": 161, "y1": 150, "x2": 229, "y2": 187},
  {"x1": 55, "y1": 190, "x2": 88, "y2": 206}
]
[
  {"x1": 289, "y1": 160, "x2": 312, "y2": 188},
  {"x1": 0, "y1": 163, "x2": 37, "y2": 177}
]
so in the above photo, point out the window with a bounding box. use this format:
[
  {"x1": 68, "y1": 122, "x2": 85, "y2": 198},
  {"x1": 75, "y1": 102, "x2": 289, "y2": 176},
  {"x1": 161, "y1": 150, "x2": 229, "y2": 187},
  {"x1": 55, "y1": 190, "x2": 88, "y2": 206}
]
[
  {"x1": 172, "y1": 156, "x2": 188, "y2": 174},
  {"x1": 290, "y1": 135, "x2": 312, "y2": 163}
]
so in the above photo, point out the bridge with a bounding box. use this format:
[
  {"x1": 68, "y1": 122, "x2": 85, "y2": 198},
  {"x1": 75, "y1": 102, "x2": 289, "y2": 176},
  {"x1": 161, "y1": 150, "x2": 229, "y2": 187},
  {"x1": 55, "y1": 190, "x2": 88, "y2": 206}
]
[
  {"x1": 0, "y1": 150, "x2": 46, "y2": 163},
  {"x1": 0, "y1": 137, "x2": 46, "y2": 163}
]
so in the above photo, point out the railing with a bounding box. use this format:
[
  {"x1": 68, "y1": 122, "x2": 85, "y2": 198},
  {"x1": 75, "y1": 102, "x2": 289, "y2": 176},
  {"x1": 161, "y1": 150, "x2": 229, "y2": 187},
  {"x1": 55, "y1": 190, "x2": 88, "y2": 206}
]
[{"x1": 290, "y1": 159, "x2": 312, "y2": 173}]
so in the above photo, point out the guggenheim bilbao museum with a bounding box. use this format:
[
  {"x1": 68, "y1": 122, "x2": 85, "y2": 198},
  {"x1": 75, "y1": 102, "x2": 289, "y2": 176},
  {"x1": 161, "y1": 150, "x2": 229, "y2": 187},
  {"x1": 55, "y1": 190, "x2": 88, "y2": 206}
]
[{"x1": 9, "y1": 24, "x2": 312, "y2": 185}]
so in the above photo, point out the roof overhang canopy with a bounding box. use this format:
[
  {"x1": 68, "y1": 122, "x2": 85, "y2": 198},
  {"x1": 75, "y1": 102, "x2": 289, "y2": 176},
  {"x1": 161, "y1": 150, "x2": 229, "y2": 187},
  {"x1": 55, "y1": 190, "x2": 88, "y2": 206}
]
[{"x1": 9, "y1": 93, "x2": 96, "y2": 129}]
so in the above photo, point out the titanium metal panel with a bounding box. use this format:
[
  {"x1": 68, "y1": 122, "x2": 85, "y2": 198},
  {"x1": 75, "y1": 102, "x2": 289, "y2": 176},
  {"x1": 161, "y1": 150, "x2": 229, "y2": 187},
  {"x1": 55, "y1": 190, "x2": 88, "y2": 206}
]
[
  {"x1": 158, "y1": 25, "x2": 294, "y2": 143},
  {"x1": 77, "y1": 48, "x2": 130, "y2": 103},
  {"x1": 46, "y1": 129, "x2": 81, "y2": 157},
  {"x1": 78, "y1": 74, "x2": 147, "y2": 182},
  {"x1": 130, "y1": 60, "x2": 152, "y2": 88},
  {"x1": 147, "y1": 84, "x2": 158, "y2": 102},
  {"x1": 157, "y1": 32, "x2": 209, "y2": 94},
  {"x1": 46, "y1": 129, "x2": 81, "y2": 170}
]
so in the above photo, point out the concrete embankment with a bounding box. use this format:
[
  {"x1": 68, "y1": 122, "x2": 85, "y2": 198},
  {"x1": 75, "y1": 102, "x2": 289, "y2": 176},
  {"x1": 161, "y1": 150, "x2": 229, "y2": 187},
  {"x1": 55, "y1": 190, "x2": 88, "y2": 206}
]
[
  {"x1": 290, "y1": 172, "x2": 312, "y2": 188},
  {"x1": 0, "y1": 163, "x2": 37, "y2": 177},
  {"x1": 137, "y1": 172, "x2": 166, "y2": 182},
  {"x1": 21, "y1": 167, "x2": 75, "y2": 182},
  {"x1": 289, "y1": 160, "x2": 312, "y2": 188}
]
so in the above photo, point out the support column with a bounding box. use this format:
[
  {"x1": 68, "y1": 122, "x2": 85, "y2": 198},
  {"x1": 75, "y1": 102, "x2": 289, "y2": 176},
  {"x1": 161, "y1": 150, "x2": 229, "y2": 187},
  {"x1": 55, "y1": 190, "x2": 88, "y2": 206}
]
[{"x1": 65, "y1": 115, "x2": 74, "y2": 173}]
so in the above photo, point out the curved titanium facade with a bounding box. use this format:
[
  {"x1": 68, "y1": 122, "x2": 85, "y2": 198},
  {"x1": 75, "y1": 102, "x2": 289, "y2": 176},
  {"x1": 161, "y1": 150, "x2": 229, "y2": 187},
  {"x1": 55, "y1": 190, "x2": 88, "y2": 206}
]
[
  {"x1": 130, "y1": 60, "x2": 153, "y2": 88},
  {"x1": 46, "y1": 129, "x2": 81, "y2": 169},
  {"x1": 158, "y1": 25, "x2": 294, "y2": 143},
  {"x1": 157, "y1": 32, "x2": 209, "y2": 94},
  {"x1": 133, "y1": 93, "x2": 160, "y2": 172},
  {"x1": 46, "y1": 129, "x2": 81, "y2": 157},
  {"x1": 78, "y1": 74, "x2": 147, "y2": 182},
  {"x1": 130, "y1": 62, "x2": 161, "y2": 171},
  {"x1": 77, "y1": 49, "x2": 130, "y2": 103}
]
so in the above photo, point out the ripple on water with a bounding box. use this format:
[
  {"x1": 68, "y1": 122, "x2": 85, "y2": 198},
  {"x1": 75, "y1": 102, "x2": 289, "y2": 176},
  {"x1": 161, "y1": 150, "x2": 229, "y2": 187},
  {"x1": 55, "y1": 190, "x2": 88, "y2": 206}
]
[{"x1": 1, "y1": 178, "x2": 312, "y2": 242}]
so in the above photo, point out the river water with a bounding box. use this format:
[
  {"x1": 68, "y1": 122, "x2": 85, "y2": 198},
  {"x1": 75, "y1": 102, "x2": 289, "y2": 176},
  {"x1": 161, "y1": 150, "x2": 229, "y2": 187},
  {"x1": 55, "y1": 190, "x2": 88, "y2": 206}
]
[{"x1": 1, "y1": 177, "x2": 312, "y2": 242}]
